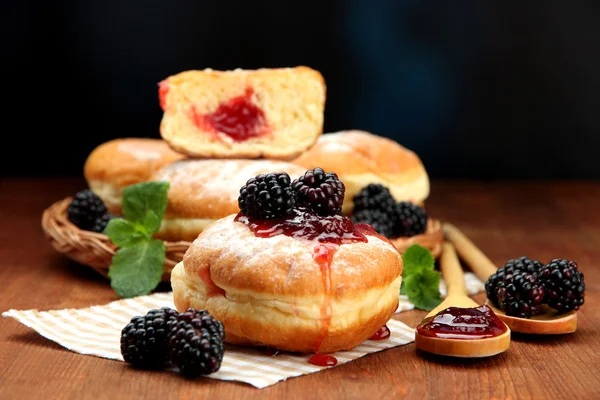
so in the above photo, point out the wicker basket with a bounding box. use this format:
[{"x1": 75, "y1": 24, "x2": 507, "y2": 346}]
[
  {"x1": 41, "y1": 197, "x2": 192, "y2": 282},
  {"x1": 42, "y1": 197, "x2": 444, "y2": 281},
  {"x1": 390, "y1": 218, "x2": 444, "y2": 259}
]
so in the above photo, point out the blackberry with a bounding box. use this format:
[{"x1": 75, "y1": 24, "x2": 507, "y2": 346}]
[
  {"x1": 352, "y1": 184, "x2": 396, "y2": 212},
  {"x1": 238, "y1": 172, "x2": 296, "y2": 219},
  {"x1": 508, "y1": 256, "x2": 544, "y2": 276},
  {"x1": 67, "y1": 189, "x2": 108, "y2": 231},
  {"x1": 394, "y1": 202, "x2": 428, "y2": 237},
  {"x1": 352, "y1": 208, "x2": 395, "y2": 238},
  {"x1": 484, "y1": 257, "x2": 544, "y2": 305},
  {"x1": 292, "y1": 167, "x2": 345, "y2": 216},
  {"x1": 92, "y1": 213, "x2": 113, "y2": 233},
  {"x1": 167, "y1": 308, "x2": 225, "y2": 378},
  {"x1": 485, "y1": 258, "x2": 545, "y2": 318},
  {"x1": 539, "y1": 259, "x2": 585, "y2": 313},
  {"x1": 120, "y1": 307, "x2": 179, "y2": 368}
]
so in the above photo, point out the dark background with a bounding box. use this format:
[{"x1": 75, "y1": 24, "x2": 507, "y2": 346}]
[{"x1": 3, "y1": 1, "x2": 600, "y2": 179}]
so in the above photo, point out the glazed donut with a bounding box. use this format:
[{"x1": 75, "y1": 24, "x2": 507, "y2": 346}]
[
  {"x1": 292, "y1": 130, "x2": 430, "y2": 214},
  {"x1": 171, "y1": 213, "x2": 403, "y2": 354},
  {"x1": 158, "y1": 66, "x2": 326, "y2": 160},
  {"x1": 150, "y1": 159, "x2": 306, "y2": 242},
  {"x1": 83, "y1": 138, "x2": 185, "y2": 215}
]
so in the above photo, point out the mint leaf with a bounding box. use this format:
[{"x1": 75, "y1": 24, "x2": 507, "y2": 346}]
[
  {"x1": 108, "y1": 239, "x2": 165, "y2": 298},
  {"x1": 103, "y1": 218, "x2": 149, "y2": 247},
  {"x1": 404, "y1": 269, "x2": 442, "y2": 311},
  {"x1": 402, "y1": 244, "x2": 435, "y2": 276},
  {"x1": 400, "y1": 244, "x2": 442, "y2": 310},
  {"x1": 121, "y1": 181, "x2": 170, "y2": 227},
  {"x1": 143, "y1": 210, "x2": 162, "y2": 236}
]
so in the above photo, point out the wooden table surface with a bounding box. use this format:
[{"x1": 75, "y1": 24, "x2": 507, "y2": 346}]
[{"x1": 1, "y1": 178, "x2": 599, "y2": 399}]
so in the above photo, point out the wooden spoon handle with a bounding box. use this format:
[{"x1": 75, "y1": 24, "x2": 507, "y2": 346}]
[
  {"x1": 443, "y1": 223, "x2": 498, "y2": 282},
  {"x1": 440, "y1": 242, "x2": 467, "y2": 297},
  {"x1": 425, "y1": 242, "x2": 478, "y2": 318}
]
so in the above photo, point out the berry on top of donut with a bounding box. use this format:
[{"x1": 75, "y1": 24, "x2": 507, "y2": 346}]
[
  {"x1": 238, "y1": 167, "x2": 346, "y2": 219},
  {"x1": 238, "y1": 172, "x2": 296, "y2": 219},
  {"x1": 292, "y1": 167, "x2": 345, "y2": 216}
]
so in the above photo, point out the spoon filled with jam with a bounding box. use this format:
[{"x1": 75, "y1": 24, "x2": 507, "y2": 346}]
[
  {"x1": 415, "y1": 242, "x2": 511, "y2": 357},
  {"x1": 443, "y1": 223, "x2": 581, "y2": 335}
]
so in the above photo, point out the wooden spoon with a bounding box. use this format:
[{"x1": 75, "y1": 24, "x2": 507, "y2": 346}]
[
  {"x1": 443, "y1": 222, "x2": 578, "y2": 334},
  {"x1": 415, "y1": 242, "x2": 511, "y2": 357}
]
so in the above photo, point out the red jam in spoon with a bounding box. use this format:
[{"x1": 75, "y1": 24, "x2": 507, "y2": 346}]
[
  {"x1": 416, "y1": 305, "x2": 507, "y2": 340},
  {"x1": 192, "y1": 87, "x2": 269, "y2": 142}
]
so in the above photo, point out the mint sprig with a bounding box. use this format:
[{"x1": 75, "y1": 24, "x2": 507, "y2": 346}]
[
  {"x1": 400, "y1": 244, "x2": 442, "y2": 311},
  {"x1": 104, "y1": 181, "x2": 170, "y2": 298}
]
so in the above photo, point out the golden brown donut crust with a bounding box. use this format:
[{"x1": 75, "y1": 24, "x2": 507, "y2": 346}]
[
  {"x1": 183, "y1": 216, "x2": 402, "y2": 297},
  {"x1": 292, "y1": 130, "x2": 430, "y2": 213},
  {"x1": 84, "y1": 138, "x2": 185, "y2": 189},
  {"x1": 171, "y1": 215, "x2": 403, "y2": 353},
  {"x1": 151, "y1": 159, "x2": 306, "y2": 220}
]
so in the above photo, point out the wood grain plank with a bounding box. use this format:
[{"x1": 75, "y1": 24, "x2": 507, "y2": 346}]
[{"x1": 0, "y1": 178, "x2": 599, "y2": 399}]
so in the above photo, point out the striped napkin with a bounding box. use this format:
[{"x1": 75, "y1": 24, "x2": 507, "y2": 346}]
[{"x1": 2, "y1": 273, "x2": 484, "y2": 389}]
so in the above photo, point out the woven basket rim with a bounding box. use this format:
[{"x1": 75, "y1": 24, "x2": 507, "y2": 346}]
[
  {"x1": 41, "y1": 196, "x2": 444, "y2": 280},
  {"x1": 41, "y1": 197, "x2": 192, "y2": 281}
]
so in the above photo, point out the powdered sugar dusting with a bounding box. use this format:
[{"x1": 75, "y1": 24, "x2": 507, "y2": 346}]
[
  {"x1": 189, "y1": 215, "x2": 319, "y2": 292},
  {"x1": 153, "y1": 159, "x2": 306, "y2": 204},
  {"x1": 187, "y1": 215, "x2": 401, "y2": 294},
  {"x1": 116, "y1": 141, "x2": 163, "y2": 161},
  {"x1": 318, "y1": 133, "x2": 355, "y2": 154}
]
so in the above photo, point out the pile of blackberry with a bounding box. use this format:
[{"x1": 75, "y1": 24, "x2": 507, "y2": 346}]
[
  {"x1": 67, "y1": 189, "x2": 113, "y2": 233},
  {"x1": 238, "y1": 167, "x2": 345, "y2": 218},
  {"x1": 120, "y1": 307, "x2": 225, "y2": 378},
  {"x1": 350, "y1": 184, "x2": 427, "y2": 238},
  {"x1": 485, "y1": 256, "x2": 585, "y2": 318}
]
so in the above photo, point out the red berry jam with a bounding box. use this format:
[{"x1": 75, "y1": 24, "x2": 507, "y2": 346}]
[
  {"x1": 308, "y1": 354, "x2": 338, "y2": 367},
  {"x1": 158, "y1": 80, "x2": 169, "y2": 111},
  {"x1": 416, "y1": 305, "x2": 507, "y2": 340},
  {"x1": 197, "y1": 265, "x2": 226, "y2": 298},
  {"x1": 192, "y1": 87, "x2": 269, "y2": 142},
  {"x1": 234, "y1": 208, "x2": 371, "y2": 245},
  {"x1": 369, "y1": 325, "x2": 391, "y2": 340}
]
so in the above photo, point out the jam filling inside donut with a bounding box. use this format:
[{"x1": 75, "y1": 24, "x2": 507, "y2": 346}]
[
  {"x1": 158, "y1": 80, "x2": 169, "y2": 111},
  {"x1": 416, "y1": 305, "x2": 507, "y2": 340},
  {"x1": 197, "y1": 265, "x2": 226, "y2": 297},
  {"x1": 192, "y1": 87, "x2": 269, "y2": 142},
  {"x1": 235, "y1": 208, "x2": 383, "y2": 352}
]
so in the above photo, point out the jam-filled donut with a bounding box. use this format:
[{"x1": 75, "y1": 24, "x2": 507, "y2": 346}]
[
  {"x1": 292, "y1": 130, "x2": 430, "y2": 214},
  {"x1": 150, "y1": 159, "x2": 306, "y2": 242},
  {"x1": 171, "y1": 168, "x2": 403, "y2": 354},
  {"x1": 83, "y1": 138, "x2": 185, "y2": 215},
  {"x1": 158, "y1": 66, "x2": 326, "y2": 160}
]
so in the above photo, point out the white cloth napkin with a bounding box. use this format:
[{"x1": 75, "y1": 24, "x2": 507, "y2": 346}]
[{"x1": 2, "y1": 273, "x2": 484, "y2": 389}]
